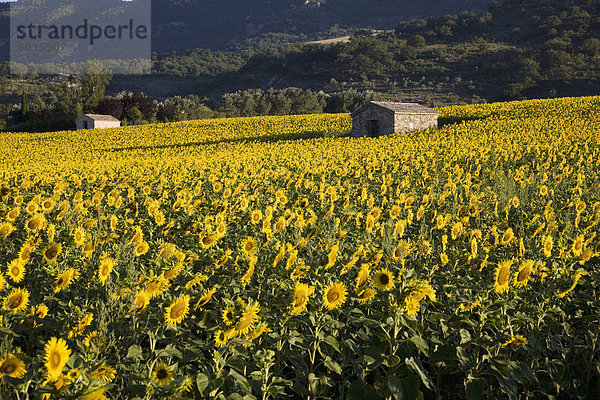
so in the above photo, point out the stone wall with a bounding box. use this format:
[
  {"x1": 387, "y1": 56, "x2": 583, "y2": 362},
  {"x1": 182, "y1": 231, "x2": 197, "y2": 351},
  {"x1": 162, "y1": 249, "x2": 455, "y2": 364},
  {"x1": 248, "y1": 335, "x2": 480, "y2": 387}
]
[
  {"x1": 351, "y1": 105, "x2": 394, "y2": 137},
  {"x1": 352, "y1": 104, "x2": 439, "y2": 137},
  {"x1": 76, "y1": 116, "x2": 121, "y2": 130},
  {"x1": 393, "y1": 113, "x2": 438, "y2": 133}
]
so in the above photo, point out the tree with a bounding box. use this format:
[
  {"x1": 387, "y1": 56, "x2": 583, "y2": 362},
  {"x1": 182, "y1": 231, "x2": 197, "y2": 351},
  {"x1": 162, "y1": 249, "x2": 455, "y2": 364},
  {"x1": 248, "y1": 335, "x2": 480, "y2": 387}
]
[
  {"x1": 408, "y1": 35, "x2": 426, "y2": 48},
  {"x1": 80, "y1": 61, "x2": 112, "y2": 112},
  {"x1": 21, "y1": 91, "x2": 29, "y2": 121},
  {"x1": 581, "y1": 38, "x2": 600, "y2": 56},
  {"x1": 123, "y1": 107, "x2": 143, "y2": 125},
  {"x1": 96, "y1": 98, "x2": 124, "y2": 120},
  {"x1": 55, "y1": 83, "x2": 80, "y2": 120}
]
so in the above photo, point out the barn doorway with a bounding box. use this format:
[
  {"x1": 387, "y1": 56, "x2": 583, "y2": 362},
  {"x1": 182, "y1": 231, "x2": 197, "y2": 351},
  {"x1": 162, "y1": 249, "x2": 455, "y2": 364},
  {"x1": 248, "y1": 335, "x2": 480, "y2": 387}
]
[{"x1": 366, "y1": 119, "x2": 379, "y2": 137}]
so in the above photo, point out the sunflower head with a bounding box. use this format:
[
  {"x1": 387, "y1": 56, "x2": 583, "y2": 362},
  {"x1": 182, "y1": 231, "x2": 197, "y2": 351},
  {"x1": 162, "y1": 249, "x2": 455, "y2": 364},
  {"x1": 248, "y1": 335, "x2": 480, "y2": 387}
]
[
  {"x1": 290, "y1": 282, "x2": 314, "y2": 314},
  {"x1": 7, "y1": 259, "x2": 26, "y2": 283},
  {"x1": 4, "y1": 288, "x2": 30, "y2": 314},
  {"x1": 165, "y1": 294, "x2": 190, "y2": 326},
  {"x1": 513, "y1": 260, "x2": 534, "y2": 288},
  {"x1": 44, "y1": 337, "x2": 71, "y2": 381},
  {"x1": 233, "y1": 301, "x2": 261, "y2": 336},
  {"x1": 494, "y1": 260, "x2": 512, "y2": 293},
  {"x1": 0, "y1": 354, "x2": 27, "y2": 379},
  {"x1": 43, "y1": 243, "x2": 62, "y2": 263},
  {"x1": 357, "y1": 288, "x2": 376, "y2": 304},
  {"x1": 152, "y1": 362, "x2": 173, "y2": 386},
  {"x1": 373, "y1": 268, "x2": 394, "y2": 290},
  {"x1": 221, "y1": 306, "x2": 236, "y2": 325},
  {"x1": 241, "y1": 237, "x2": 258, "y2": 257},
  {"x1": 323, "y1": 282, "x2": 347, "y2": 310}
]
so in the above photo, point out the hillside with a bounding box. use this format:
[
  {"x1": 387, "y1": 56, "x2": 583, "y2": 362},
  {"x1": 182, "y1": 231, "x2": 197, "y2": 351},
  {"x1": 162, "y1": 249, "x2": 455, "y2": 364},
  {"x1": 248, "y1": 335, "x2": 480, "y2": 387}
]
[
  {"x1": 128, "y1": 0, "x2": 600, "y2": 104},
  {"x1": 0, "y1": 0, "x2": 492, "y2": 59}
]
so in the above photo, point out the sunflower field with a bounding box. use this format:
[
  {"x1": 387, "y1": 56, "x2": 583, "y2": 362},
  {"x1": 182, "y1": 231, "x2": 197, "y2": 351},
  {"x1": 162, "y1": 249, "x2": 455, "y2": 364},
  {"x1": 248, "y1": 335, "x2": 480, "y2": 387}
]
[{"x1": 0, "y1": 96, "x2": 599, "y2": 399}]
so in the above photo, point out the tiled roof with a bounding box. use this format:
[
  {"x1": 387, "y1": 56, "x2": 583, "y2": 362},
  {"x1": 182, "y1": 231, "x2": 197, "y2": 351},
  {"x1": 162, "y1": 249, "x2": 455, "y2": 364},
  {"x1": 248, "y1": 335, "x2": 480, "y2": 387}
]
[
  {"x1": 81, "y1": 114, "x2": 120, "y2": 122},
  {"x1": 352, "y1": 101, "x2": 439, "y2": 115}
]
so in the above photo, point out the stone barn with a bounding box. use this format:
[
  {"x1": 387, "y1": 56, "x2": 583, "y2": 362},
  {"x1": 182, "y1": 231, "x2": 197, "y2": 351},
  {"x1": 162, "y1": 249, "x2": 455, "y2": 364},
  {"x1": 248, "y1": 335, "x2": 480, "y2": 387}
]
[
  {"x1": 351, "y1": 102, "x2": 439, "y2": 137},
  {"x1": 76, "y1": 114, "x2": 121, "y2": 130}
]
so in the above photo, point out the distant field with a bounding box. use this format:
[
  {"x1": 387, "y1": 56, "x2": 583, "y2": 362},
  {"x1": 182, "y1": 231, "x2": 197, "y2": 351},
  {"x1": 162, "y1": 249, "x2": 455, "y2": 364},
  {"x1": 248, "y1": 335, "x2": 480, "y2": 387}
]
[{"x1": 1, "y1": 96, "x2": 599, "y2": 399}]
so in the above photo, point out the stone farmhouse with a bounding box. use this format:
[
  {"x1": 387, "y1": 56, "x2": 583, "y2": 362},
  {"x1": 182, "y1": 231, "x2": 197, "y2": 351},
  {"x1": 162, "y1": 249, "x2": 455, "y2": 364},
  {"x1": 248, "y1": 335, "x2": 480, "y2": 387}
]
[
  {"x1": 76, "y1": 114, "x2": 121, "y2": 130},
  {"x1": 351, "y1": 101, "x2": 439, "y2": 137}
]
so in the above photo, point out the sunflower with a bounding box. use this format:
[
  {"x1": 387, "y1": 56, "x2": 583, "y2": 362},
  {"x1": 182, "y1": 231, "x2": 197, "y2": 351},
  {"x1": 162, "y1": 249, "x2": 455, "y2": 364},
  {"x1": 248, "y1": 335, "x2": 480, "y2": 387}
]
[
  {"x1": 513, "y1": 260, "x2": 534, "y2": 288},
  {"x1": 6, "y1": 206, "x2": 20, "y2": 222},
  {"x1": 152, "y1": 362, "x2": 173, "y2": 386},
  {"x1": 7, "y1": 259, "x2": 25, "y2": 283},
  {"x1": 84, "y1": 331, "x2": 106, "y2": 351},
  {"x1": 357, "y1": 288, "x2": 376, "y2": 304},
  {"x1": 365, "y1": 214, "x2": 375, "y2": 233},
  {"x1": 0, "y1": 274, "x2": 5, "y2": 291},
  {"x1": 273, "y1": 217, "x2": 286, "y2": 233},
  {"x1": 355, "y1": 264, "x2": 370, "y2": 291},
  {"x1": 323, "y1": 282, "x2": 347, "y2": 310},
  {"x1": 134, "y1": 241, "x2": 150, "y2": 257},
  {"x1": 440, "y1": 253, "x2": 449, "y2": 265},
  {"x1": 500, "y1": 228, "x2": 514, "y2": 245},
  {"x1": 145, "y1": 276, "x2": 169, "y2": 298},
  {"x1": 194, "y1": 288, "x2": 217, "y2": 309},
  {"x1": 54, "y1": 269, "x2": 79, "y2": 293},
  {"x1": 41, "y1": 198, "x2": 55, "y2": 213},
  {"x1": 69, "y1": 313, "x2": 93, "y2": 338},
  {"x1": 404, "y1": 293, "x2": 420, "y2": 317},
  {"x1": 373, "y1": 268, "x2": 394, "y2": 291},
  {"x1": 244, "y1": 322, "x2": 271, "y2": 343},
  {"x1": 73, "y1": 227, "x2": 86, "y2": 246},
  {"x1": 154, "y1": 210, "x2": 165, "y2": 226},
  {"x1": 290, "y1": 282, "x2": 314, "y2": 314},
  {"x1": 64, "y1": 368, "x2": 81, "y2": 385},
  {"x1": 184, "y1": 274, "x2": 208, "y2": 289},
  {"x1": 233, "y1": 302, "x2": 260, "y2": 336},
  {"x1": 5, "y1": 288, "x2": 30, "y2": 313},
  {"x1": 97, "y1": 257, "x2": 115, "y2": 285},
  {"x1": 221, "y1": 306, "x2": 236, "y2": 325},
  {"x1": 200, "y1": 233, "x2": 218, "y2": 249},
  {"x1": 0, "y1": 354, "x2": 27, "y2": 380},
  {"x1": 25, "y1": 213, "x2": 46, "y2": 232},
  {"x1": 542, "y1": 235, "x2": 553, "y2": 257},
  {"x1": 44, "y1": 337, "x2": 71, "y2": 381},
  {"x1": 165, "y1": 294, "x2": 190, "y2": 326},
  {"x1": 162, "y1": 263, "x2": 184, "y2": 280},
  {"x1": 89, "y1": 365, "x2": 116, "y2": 383},
  {"x1": 82, "y1": 240, "x2": 95, "y2": 258},
  {"x1": 26, "y1": 200, "x2": 38, "y2": 214},
  {"x1": 34, "y1": 304, "x2": 49, "y2": 319},
  {"x1": 43, "y1": 243, "x2": 62, "y2": 263},
  {"x1": 241, "y1": 236, "x2": 258, "y2": 257},
  {"x1": 451, "y1": 221, "x2": 463, "y2": 240},
  {"x1": 572, "y1": 234, "x2": 584, "y2": 257},
  {"x1": 133, "y1": 290, "x2": 151, "y2": 312},
  {"x1": 214, "y1": 330, "x2": 230, "y2": 347},
  {"x1": 250, "y1": 209, "x2": 262, "y2": 224},
  {"x1": 0, "y1": 222, "x2": 15, "y2": 238},
  {"x1": 494, "y1": 260, "x2": 512, "y2": 293},
  {"x1": 501, "y1": 335, "x2": 528, "y2": 349}
]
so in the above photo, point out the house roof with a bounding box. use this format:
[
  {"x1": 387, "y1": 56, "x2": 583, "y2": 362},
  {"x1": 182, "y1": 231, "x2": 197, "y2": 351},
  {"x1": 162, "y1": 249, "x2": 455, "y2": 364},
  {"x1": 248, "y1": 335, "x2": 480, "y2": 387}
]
[
  {"x1": 352, "y1": 101, "x2": 439, "y2": 116},
  {"x1": 80, "y1": 114, "x2": 120, "y2": 122}
]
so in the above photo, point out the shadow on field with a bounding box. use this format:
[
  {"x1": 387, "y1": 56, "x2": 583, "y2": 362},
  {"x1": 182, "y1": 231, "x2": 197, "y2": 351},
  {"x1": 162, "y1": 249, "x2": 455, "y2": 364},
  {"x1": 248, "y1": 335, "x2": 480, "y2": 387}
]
[{"x1": 107, "y1": 130, "x2": 350, "y2": 152}]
